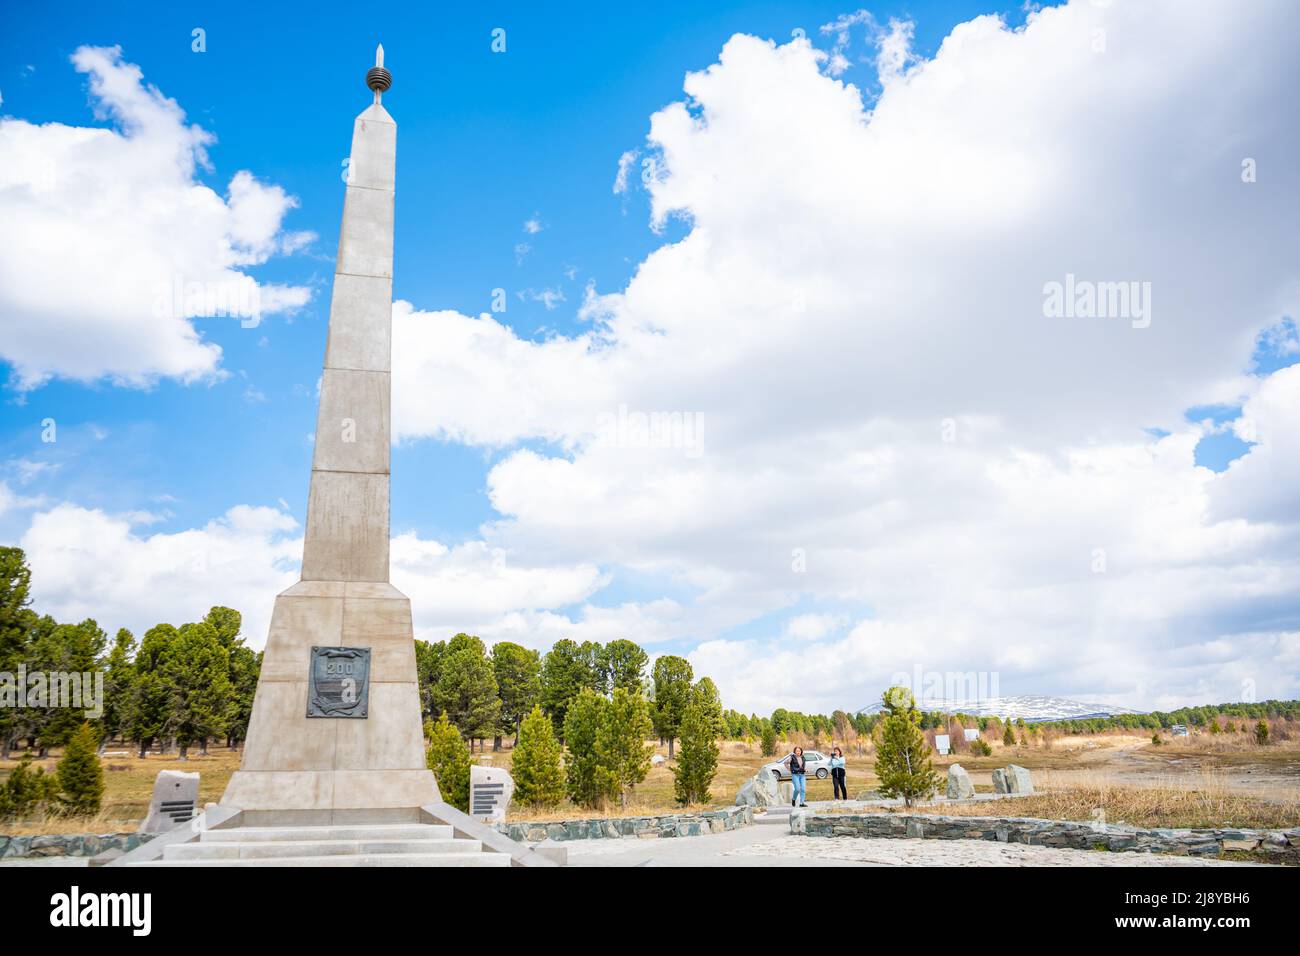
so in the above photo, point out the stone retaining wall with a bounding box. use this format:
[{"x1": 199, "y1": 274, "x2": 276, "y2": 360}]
[
  {"x1": 0, "y1": 832, "x2": 149, "y2": 860},
  {"x1": 794, "y1": 811, "x2": 1300, "y2": 858},
  {"x1": 494, "y1": 805, "x2": 753, "y2": 842}
]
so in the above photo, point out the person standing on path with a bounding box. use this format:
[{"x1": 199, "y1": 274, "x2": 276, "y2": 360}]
[
  {"x1": 784, "y1": 746, "x2": 808, "y2": 807},
  {"x1": 829, "y1": 747, "x2": 848, "y2": 800}
]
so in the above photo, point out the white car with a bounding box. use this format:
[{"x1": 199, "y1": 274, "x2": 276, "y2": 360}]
[{"x1": 762, "y1": 750, "x2": 832, "y2": 781}]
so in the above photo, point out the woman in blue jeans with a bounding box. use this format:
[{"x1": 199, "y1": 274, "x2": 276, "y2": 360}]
[{"x1": 784, "y1": 746, "x2": 808, "y2": 807}]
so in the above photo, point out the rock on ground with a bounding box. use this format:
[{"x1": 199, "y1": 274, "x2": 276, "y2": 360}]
[
  {"x1": 947, "y1": 764, "x2": 975, "y2": 799},
  {"x1": 735, "y1": 769, "x2": 782, "y2": 808},
  {"x1": 1005, "y1": 764, "x2": 1033, "y2": 794}
]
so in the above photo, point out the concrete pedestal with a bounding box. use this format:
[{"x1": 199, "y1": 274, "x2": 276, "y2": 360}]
[{"x1": 222, "y1": 581, "x2": 438, "y2": 825}]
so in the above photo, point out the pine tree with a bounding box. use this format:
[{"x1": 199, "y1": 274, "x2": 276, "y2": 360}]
[
  {"x1": 491, "y1": 641, "x2": 541, "y2": 748},
  {"x1": 425, "y1": 713, "x2": 472, "y2": 811},
  {"x1": 0, "y1": 547, "x2": 37, "y2": 760},
  {"x1": 651, "y1": 655, "x2": 693, "y2": 757},
  {"x1": 1002, "y1": 721, "x2": 1016, "y2": 747},
  {"x1": 599, "y1": 639, "x2": 649, "y2": 695},
  {"x1": 226, "y1": 645, "x2": 260, "y2": 748},
  {"x1": 1255, "y1": 719, "x2": 1269, "y2": 745},
  {"x1": 414, "y1": 639, "x2": 447, "y2": 722},
  {"x1": 101, "y1": 628, "x2": 137, "y2": 748},
  {"x1": 673, "y1": 692, "x2": 719, "y2": 805},
  {"x1": 30, "y1": 618, "x2": 107, "y2": 751},
  {"x1": 596, "y1": 687, "x2": 653, "y2": 808},
  {"x1": 511, "y1": 705, "x2": 565, "y2": 808},
  {"x1": 874, "y1": 686, "x2": 939, "y2": 807},
  {"x1": 563, "y1": 688, "x2": 610, "y2": 808},
  {"x1": 432, "y1": 637, "x2": 502, "y2": 749},
  {"x1": 202, "y1": 606, "x2": 242, "y2": 648},
  {"x1": 760, "y1": 720, "x2": 777, "y2": 757},
  {"x1": 540, "y1": 639, "x2": 599, "y2": 733},
  {"x1": 57, "y1": 722, "x2": 104, "y2": 815},
  {"x1": 691, "y1": 676, "x2": 726, "y2": 740},
  {"x1": 128, "y1": 624, "x2": 177, "y2": 757},
  {"x1": 161, "y1": 622, "x2": 233, "y2": 759}
]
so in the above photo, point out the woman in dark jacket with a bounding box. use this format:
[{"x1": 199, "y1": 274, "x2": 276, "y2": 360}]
[{"x1": 784, "y1": 746, "x2": 808, "y2": 807}]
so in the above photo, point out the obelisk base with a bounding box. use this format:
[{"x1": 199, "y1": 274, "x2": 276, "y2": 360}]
[{"x1": 220, "y1": 580, "x2": 439, "y2": 826}]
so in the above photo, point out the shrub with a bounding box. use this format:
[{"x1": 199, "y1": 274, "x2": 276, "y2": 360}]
[
  {"x1": 57, "y1": 723, "x2": 104, "y2": 816},
  {"x1": 673, "y1": 694, "x2": 719, "y2": 805},
  {"x1": 426, "y1": 713, "x2": 472, "y2": 811},
  {"x1": 511, "y1": 705, "x2": 565, "y2": 808},
  {"x1": 873, "y1": 686, "x2": 939, "y2": 807},
  {"x1": 596, "y1": 688, "x2": 653, "y2": 808},
  {"x1": 564, "y1": 688, "x2": 610, "y2": 809},
  {"x1": 0, "y1": 755, "x2": 59, "y2": 821}
]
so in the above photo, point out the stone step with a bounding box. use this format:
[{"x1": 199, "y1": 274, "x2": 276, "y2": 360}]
[
  {"x1": 201, "y1": 824, "x2": 453, "y2": 843},
  {"x1": 165, "y1": 838, "x2": 481, "y2": 861},
  {"x1": 129, "y1": 852, "x2": 511, "y2": 868}
]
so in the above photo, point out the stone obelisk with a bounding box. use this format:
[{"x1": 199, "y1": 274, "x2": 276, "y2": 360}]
[{"x1": 222, "y1": 47, "x2": 440, "y2": 824}]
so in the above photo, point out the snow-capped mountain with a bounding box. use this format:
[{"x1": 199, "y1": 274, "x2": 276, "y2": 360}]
[{"x1": 858, "y1": 695, "x2": 1143, "y2": 723}]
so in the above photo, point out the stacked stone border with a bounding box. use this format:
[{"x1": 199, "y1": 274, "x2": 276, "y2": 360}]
[
  {"x1": 0, "y1": 832, "x2": 148, "y2": 860},
  {"x1": 794, "y1": 811, "x2": 1300, "y2": 858},
  {"x1": 494, "y1": 805, "x2": 753, "y2": 842}
]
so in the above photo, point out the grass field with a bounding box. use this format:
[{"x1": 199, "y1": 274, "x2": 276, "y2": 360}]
[{"x1": 2, "y1": 728, "x2": 1297, "y2": 834}]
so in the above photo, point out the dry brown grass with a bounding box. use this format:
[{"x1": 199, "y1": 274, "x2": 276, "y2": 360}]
[
  {"x1": 3, "y1": 729, "x2": 1297, "y2": 832},
  {"x1": 0, "y1": 746, "x2": 241, "y2": 834},
  {"x1": 909, "y1": 769, "x2": 1300, "y2": 830}
]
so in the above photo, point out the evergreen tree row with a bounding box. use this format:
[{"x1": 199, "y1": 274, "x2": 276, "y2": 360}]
[
  {"x1": 419, "y1": 641, "x2": 725, "y2": 812},
  {"x1": 0, "y1": 547, "x2": 260, "y2": 760},
  {"x1": 414, "y1": 634, "x2": 713, "y2": 761}
]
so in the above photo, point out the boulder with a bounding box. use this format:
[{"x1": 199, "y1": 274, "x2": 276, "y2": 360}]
[
  {"x1": 1005, "y1": 764, "x2": 1034, "y2": 794},
  {"x1": 991, "y1": 768, "x2": 1010, "y2": 794},
  {"x1": 734, "y1": 769, "x2": 782, "y2": 808},
  {"x1": 946, "y1": 764, "x2": 975, "y2": 799}
]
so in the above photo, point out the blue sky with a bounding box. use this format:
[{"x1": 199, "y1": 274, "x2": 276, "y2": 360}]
[
  {"x1": 0, "y1": 0, "x2": 1042, "y2": 623},
  {"x1": 2, "y1": 1, "x2": 1298, "y2": 713},
  {"x1": 0, "y1": 0, "x2": 1036, "y2": 544}
]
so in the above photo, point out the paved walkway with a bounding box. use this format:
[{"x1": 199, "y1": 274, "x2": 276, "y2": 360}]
[
  {"x1": 562, "y1": 810, "x2": 1258, "y2": 867},
  {"x1": 2, "y1": 807, "x2": 1262, "y2": 868}
]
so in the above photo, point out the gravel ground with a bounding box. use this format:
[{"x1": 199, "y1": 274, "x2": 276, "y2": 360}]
[{"x1": 724, "y1": 835, "x2": 1260, "y2": 866}]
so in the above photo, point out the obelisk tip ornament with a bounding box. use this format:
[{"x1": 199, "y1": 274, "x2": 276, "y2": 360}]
[
  {"x1": 221, "y1": 50, "x2": 440, "y2": 823},
  {"x1": 367, "y1": 43, "x2": 392, "y2": 104}
]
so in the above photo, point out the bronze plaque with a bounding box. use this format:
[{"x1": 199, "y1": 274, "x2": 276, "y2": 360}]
[{"x1": 307, "y1": 646, "x2": 370, "y2": 718}]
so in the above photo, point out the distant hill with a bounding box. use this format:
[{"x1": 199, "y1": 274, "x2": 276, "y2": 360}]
[{"x1": 858, "y1": 694, "x2": 1144, "y2": 723}]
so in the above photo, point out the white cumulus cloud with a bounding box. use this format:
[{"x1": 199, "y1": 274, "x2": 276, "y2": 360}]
[{"x1": 0, "y1": 45, "x2": 313, "y2": 390}]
